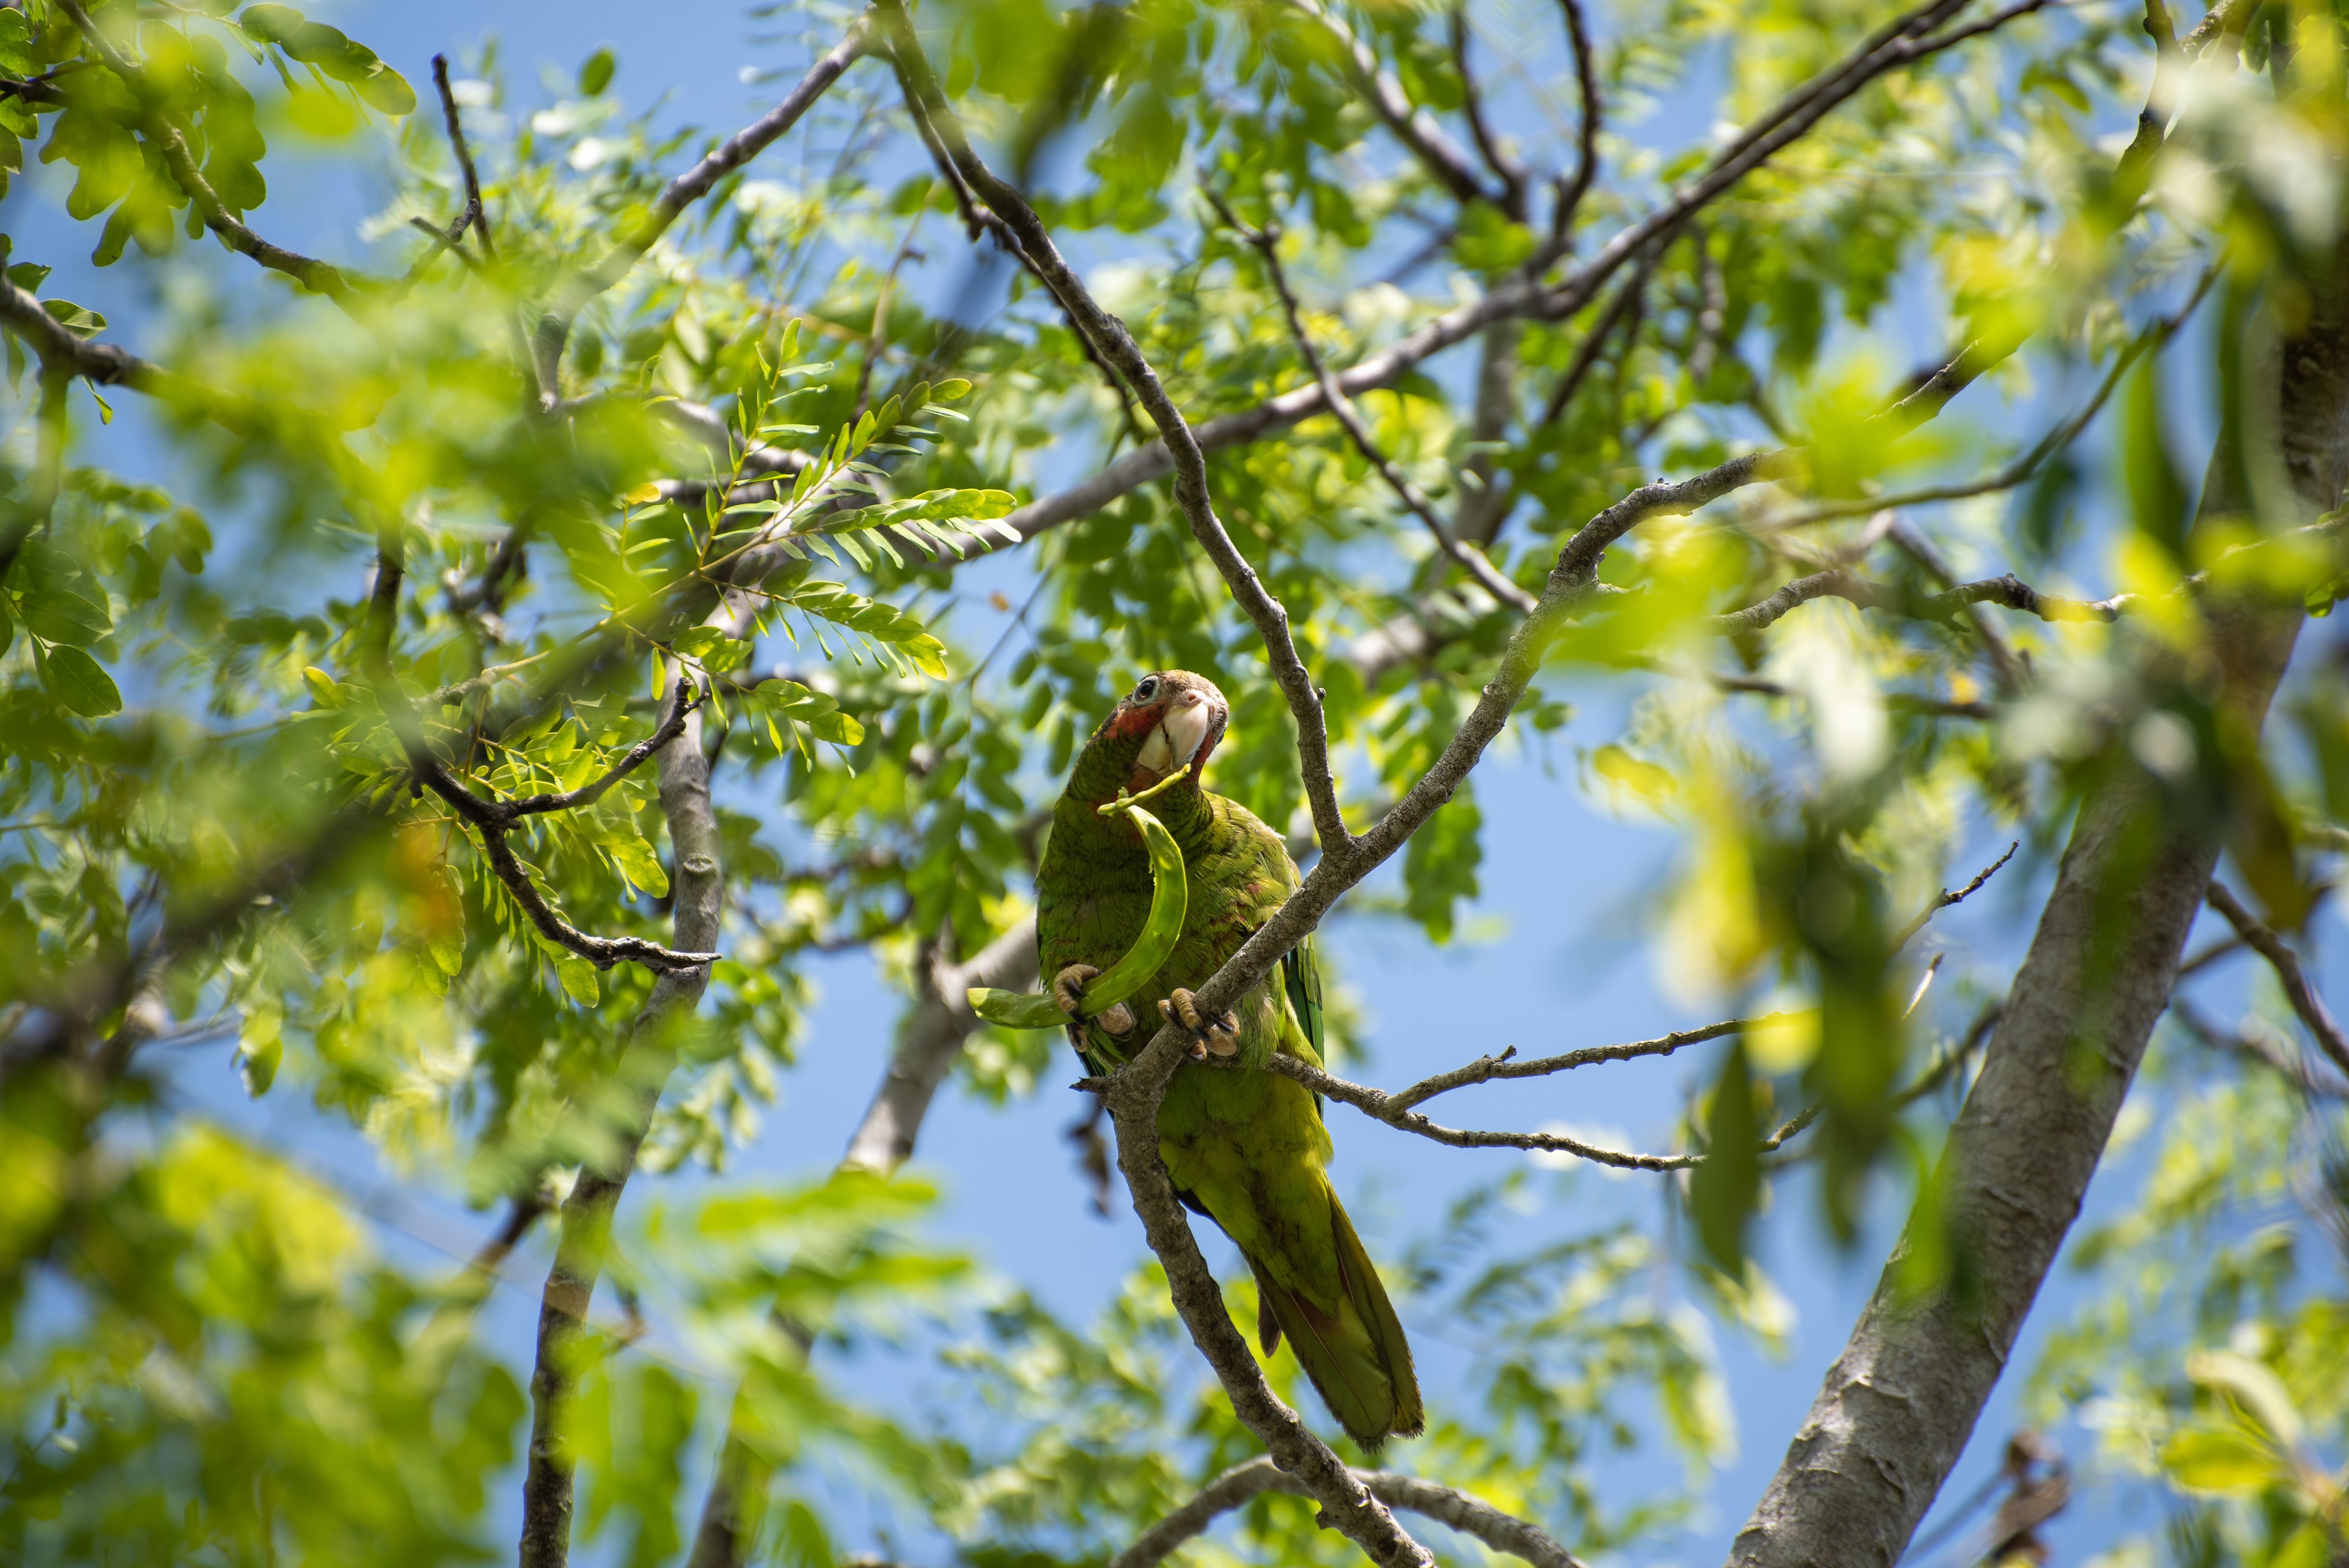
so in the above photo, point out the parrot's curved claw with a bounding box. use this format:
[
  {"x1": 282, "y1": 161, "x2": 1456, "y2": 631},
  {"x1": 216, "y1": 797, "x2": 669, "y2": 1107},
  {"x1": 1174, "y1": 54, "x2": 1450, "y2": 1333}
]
[
  {"x1": 1161, "y1": 988, "x2": 1241, "y2": 1059},
  {"x1": 1051, "y1": 964, "x2": 1099, "y2": 1018}
]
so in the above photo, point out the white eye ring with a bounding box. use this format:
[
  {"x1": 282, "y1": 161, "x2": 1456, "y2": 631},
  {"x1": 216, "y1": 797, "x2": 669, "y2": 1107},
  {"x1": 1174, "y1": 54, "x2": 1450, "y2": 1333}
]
[{"x1": 1134, "y1": 677, "x2": 1159, "y2": 702}]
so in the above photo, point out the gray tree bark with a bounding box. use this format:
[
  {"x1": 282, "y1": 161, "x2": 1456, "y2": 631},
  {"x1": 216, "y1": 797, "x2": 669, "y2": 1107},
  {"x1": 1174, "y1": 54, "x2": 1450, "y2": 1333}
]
[
  {"x1": 516, "y1": 707, "x2": 723, "y2": 1568},
  {"x1": 1728, "y1": 240, "x2": 2349, "y2": 1568}
]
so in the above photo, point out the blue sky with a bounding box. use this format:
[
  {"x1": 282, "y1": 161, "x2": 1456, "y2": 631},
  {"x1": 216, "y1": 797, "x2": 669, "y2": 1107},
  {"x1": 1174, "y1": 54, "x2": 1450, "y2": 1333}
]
[{"x1": 18, "y1": 1, "x2": 2335, "y2": 1564}]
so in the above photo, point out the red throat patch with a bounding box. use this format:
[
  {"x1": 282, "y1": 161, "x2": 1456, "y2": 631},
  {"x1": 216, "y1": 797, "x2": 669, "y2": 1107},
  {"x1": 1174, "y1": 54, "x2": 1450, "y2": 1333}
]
[{"x1": 1108, "y1": 703, "x2": 1163, "y2": 740}]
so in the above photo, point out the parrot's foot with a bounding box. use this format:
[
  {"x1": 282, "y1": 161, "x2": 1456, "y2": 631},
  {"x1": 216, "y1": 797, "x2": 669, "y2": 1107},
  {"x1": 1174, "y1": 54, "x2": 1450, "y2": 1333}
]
[
  {"x1": 1161, "y1": 989, "x2": 1241, "y2": 1058},
  {"x1": 1050, "y1": 964, "x2": 1097, "y2": 1017},
  {"x1": 1051, "y1": 964, "x2": 1135, "y2": 1036}
]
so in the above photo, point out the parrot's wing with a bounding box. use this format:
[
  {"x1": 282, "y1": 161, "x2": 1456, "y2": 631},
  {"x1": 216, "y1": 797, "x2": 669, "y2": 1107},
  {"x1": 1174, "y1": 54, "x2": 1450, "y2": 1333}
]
[{"x1": 1282, "y1": 936, "x2": 1324, "y2": 1062}]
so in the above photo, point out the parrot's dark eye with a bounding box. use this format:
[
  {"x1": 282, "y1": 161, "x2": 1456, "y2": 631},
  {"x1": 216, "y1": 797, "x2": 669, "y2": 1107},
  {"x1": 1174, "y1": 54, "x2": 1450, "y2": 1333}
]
[{"x1": 1132, "y1": 677, "x2": 1159, "y2": 702}]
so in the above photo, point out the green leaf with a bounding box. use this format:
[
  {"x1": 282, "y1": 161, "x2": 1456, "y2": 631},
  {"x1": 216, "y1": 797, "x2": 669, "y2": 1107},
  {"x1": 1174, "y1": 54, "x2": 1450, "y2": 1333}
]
[
  {"x1": 236, "y1": 1031, "x2": 281, "y2": 1097},
  {"x1": 21, "y1": 587, "x2": 109, "y2": 644},
  {"x1": 2159, "y1": 1426, "x2": 2279, "y2": 1495},
  {"x1": 805, "y1": 709, "x2": 864, "y2": 745},
  {"x1": 40, "y1": 298, "x2": 106, "y2": 338},
  {"x1": 1688, "y1": 1042, "x2": 1762, "y2": 1273},
  {"x1": 610, "y1": 836, "x2": 669, "y2": 898},
  {"x1": 352, "y1": 62, "x2": 417, "y2": 117},
  {"x1": 578, "y1": 46, "x2": 615, "y2": 96},
  {"x1": 6, "y1": 260, "x2": 50, "y2": 292},
  {"x1": 790, "y1": 582, "x2": 949, "y2": 678},
  {"x1": 426, "y1": 920, "x2": 465, "y2": 977},
  {"x1": 0, "y1": 9, "x2": 34, "y2": 76},
  {"x1": 42, "y1": 644, "x2": 122, "y2": 716},
  {"x1": 556, "y1": 956, "x2": 600, "y2": 1006},
  {"x1": 237, "y1": 3, "x2": 305, "y2": 43}
]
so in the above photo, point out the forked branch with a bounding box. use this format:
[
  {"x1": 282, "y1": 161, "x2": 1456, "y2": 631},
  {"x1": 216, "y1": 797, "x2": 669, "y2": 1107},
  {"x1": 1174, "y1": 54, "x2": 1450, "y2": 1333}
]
[
  {"x1": 1112, "y1": 1455, "x2": 1587, "y2": 1568},
  {"x1": 1262, "y1": 1053, "x2": 1814, "y2": 1170},
  {"x1": 390, "y1": 667, "x2": 719, "y2": 974},
  {"x1": 1221, "y1": 198, "x2": 1538, "y2": 616},
  {"x1": 2203, "y1": 880, "x2": 2349, "y2": 1077},
  {"x1": 1713, "y1": 570, "x2": 2131, "y2": 634}
]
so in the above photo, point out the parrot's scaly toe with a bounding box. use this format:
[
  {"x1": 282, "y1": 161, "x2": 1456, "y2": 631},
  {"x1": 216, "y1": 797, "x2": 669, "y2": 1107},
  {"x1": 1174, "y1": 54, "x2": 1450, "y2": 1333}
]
[
  {"x1": 1051, "y1": 963, "x2": 1100, "y2": 1018},
  {"x1": 1161, "y1": 988, "x2": 1239, "y2": 1058},
  {"x1": 1098, "y1": 1001, "x2": 1136, "y2": 1036}
]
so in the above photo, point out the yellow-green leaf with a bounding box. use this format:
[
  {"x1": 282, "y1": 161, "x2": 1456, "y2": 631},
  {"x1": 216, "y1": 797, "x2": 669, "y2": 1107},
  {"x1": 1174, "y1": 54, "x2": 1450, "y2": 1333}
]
[
  {"x1": 557, "y1": 957, "x2": 600, "y2": 1006},
  {"x1": 2159, "y1": 1426, "x2": 2280, "y2": 1495}
]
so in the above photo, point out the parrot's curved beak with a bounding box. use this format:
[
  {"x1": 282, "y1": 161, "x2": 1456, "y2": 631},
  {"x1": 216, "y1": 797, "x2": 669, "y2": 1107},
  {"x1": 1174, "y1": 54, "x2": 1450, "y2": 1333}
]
[{"x1": 1132, "y1": 686, "x2": 1218, "y2": 786}]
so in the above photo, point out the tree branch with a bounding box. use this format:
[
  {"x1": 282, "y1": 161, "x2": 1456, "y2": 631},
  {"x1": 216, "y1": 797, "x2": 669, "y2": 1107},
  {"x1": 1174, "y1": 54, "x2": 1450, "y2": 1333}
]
[
  {"x1": 1225, "y1": 199, "x2": 1538, "y2": 615},
  {"x1": 2171, "y1": 995, "x2": 2349, "y2": 1101},
  {"x1": 679, "y1": 916, "x2": 1041, "y2": 1568},
  {"x1": 1389, "y1": 1014, "x2": 1771, "y2": 1110},
  {"x1": 1726, "y1": 227, "x2": 2344, "y2": 1568},
  {"x1": 431, "y1": 54, "x2": 493, "y2": 259},
  {"x1": 1258, "y1": 1052, "x2": 1813, "y2": 1170},
  {"x1": 2202, "y1": 880, "x2": 2349, "y2": 1079},
  {"x1": 1282, "y1": 0, "x2": 1496, "y2": 206},
  {"x1": 1757, "y1": 264, "x2": 2220, "y2": 535},
  {"x1": 880, "y1": 2, "x2": 1353, "y2": 863},
  {"x1": 518, "y1": 688, "x2": 724, "y2": 1568},
  {"x1": 1893, "y1": 843, "x2": 2020, "y2": 949},
  {"x1": 1710, "y1": 570, "x2": 2130, "y2": 635},
  {"x1": 970, "y1": 0, "x2": 2050, "y2": 557},
  {"x1": 55, "y1": 0, "x2": 363, "y2": 304},
  {"x1": 1112, "y1": 1455, "x2": 1587, "y2": 1568},
  {"x1": 1448, "y1": 5, "x2": 1528, "y2": 218},
  {"x1": 393, "y1": 674, "x2": 719, "y2": 974},
  {"x1": 1547, "y1": 0, "x2": 1601, "y2": 241},
  {"x1": 1887, "y1": 519, "x2": 2029, "y2": 693},
  {"x1": 842, "y1": 920, "x2": 1041, "y2": 1172},
  {"x1": 502, "y1": 689, "x2": 707, "y2": 818},
  {"x1": 879, "y1": 15, "x2": 1430, "y2": 1561}
]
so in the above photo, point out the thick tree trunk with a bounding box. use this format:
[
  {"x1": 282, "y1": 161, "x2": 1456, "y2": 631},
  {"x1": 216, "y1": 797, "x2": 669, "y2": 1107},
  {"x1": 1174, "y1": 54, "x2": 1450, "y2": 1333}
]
[{"x1": 1728, "y1": 247, "x2": 2349, "y2": 1568}]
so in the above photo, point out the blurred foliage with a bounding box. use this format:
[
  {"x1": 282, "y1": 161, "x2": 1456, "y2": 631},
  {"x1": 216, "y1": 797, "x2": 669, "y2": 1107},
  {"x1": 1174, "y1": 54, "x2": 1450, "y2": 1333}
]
[{"x1": 0, "y1": 0, "x2": 2345, "y2": 1561}]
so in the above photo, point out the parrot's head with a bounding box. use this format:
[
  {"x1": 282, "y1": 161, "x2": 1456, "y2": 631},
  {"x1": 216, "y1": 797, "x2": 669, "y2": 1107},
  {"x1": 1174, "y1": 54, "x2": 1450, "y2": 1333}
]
[{"x1": 1096, "y1": 670, "x2": 1229, "y2": 795}]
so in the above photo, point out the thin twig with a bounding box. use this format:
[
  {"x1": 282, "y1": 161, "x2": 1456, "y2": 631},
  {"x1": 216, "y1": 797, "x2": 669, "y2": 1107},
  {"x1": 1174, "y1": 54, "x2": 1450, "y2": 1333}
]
[
  {"x1": 432, "y1": 54, "x2": 494, "y2": 259},
  {"x1": 1260, "y1": 1053, "x2": 1812, "y2": 1170},
  {"x1": 56, "y1": 0, "x2": 362, "y2": 303},
  {"x1": 1222, "y1": 198, "x2": 1537, "y2": 615},
  {"x1": 1282, "y1": 0, "x2": 1494, "y2": 206},
  {"x1": 385, "y1": 654, "x2": 719, "y2": 973},
  {"x1": 1756, "y1": 265, "x2": 2221, "y2": 535},
  {"x1": 2203, "y1": 881, "x2": 2349, "y2": 1078},
  {"x1": 1113, "y1": 1456, "x2": 1587, "y2": 1568},
  {"x1": 1887, "y1": 519, "x2": 2028, "y2": 693},
  {"x1": 532, "y1": 15, "x2": 872, "y2": 398},
  {"x1": 503, "y1": 691, "x2": 708, "y2": 817},
  {"x1": 1391, "y1": 1014, "x2": 1777, "y2": 1110},
  {"x1": 2171, "y1": 995, "x2": 2349, "y2": 1101},
  {"x1": 1893, "y1": 843, "x2": 2019, "y2": 949},
  {"x1": 1449, "y1": 4, "x2": 1528, "y2": 218},
  {"x1": 1536, "y1": 245, "x2": 1663, "y2": 429},
  {"x1": 1547, "y1": 0, "x2": 1601, "y2": 242},
  {"x1": 1712, "y1": 570, "x2": 2131, "y2": 635}
]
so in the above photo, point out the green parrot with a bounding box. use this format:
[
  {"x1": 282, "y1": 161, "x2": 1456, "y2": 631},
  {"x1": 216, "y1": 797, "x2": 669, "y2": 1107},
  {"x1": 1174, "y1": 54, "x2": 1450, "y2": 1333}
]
[{"x1": 1034, "y1": 669, "x2": 1423, "y2": 1451}]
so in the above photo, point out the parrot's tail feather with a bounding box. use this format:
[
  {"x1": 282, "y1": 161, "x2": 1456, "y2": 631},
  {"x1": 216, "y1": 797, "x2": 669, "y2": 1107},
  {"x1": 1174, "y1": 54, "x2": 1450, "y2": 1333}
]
[
  {"x1": 1243, "y1": 1189, "x2": 1423, "y2": 1449},
  {"x1": 1330, "y1": 1195, "x2": 1423, "y2": 1441}
]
